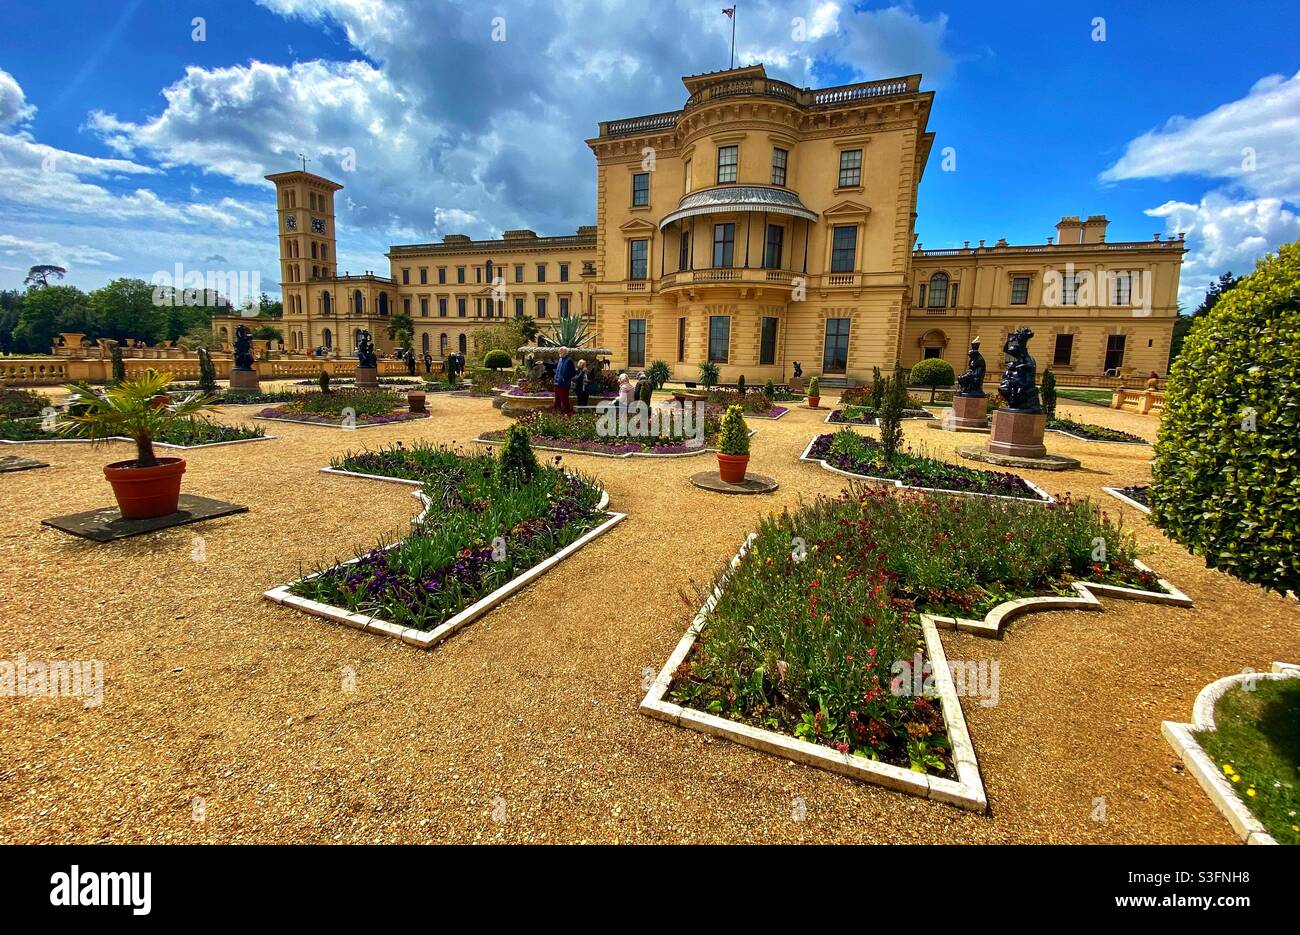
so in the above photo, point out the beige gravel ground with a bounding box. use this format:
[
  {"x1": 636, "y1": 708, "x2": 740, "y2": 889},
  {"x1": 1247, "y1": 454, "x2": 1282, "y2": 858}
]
[{"x1": 0, "y1": 390, "x2": 1295, "y2": 843}]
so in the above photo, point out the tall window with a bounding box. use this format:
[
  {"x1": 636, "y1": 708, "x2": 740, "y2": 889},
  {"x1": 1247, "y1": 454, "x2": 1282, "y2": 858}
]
[
  {"x1": 838, "y1": 149, "x2": 863, "y2": 188},
  {"x1": 514, "y1": 264, "x2": 524, "y2": 282},
  {"x1": 457, "y1": 297, "x2": 466, "y2": 317},
  {"x1": 1061, "y1": 271, "x2": 1078, "y2": 305},
  {"x1": 629, "y1": 239, "x2": 649, "y2": 279},
  {"x1": 927, "y1": 272, "x2": 949, "y2": 307},
  {"x1": 353, "y1": 290, "x2": 364, "y2": 314},
  {"x1": 822, "y1": 318, "x2": 851, "y2": 373},
  {"x1": 716, "y1": 145, "x2": 738, "y2": 184},
  {"x1": 457, "y1": 266, "x2": 465, "y2": 284},
  {"x1": 559, "y1": 296, "x2": 570, "y2": 318},
  {"x1": 1053, "y1": 334, "x2": 1074, "y2": 366},
  {"x1": 916, "y1": 283, "x2": 927, "y2": 307},
  {"x1": 559, "y1": 263, "x2": 569, "y2": 282},
  {"x1": 438, "y1": 267, "x2": 446, "y2": 284},
  {"x1": 1112, "y1": 271, "x2": 1132, "y2": 305},
  {"x1": 679, "y1": 230, "x2": 691, "y2": 271},
  {"x1": 683, "y1": 159, "x2": 692, "y2": 191},
  {"x1": 632, "y1": 172, "x2": 650, "y2": 206},
  {"x1": 536, "y1": 297, "x2": 547, "y2": 318},
  {"x1": 403, "y1": 297, "x2": 411, "y2": 315},
  {"x1": 771, "y1": 147, "x2": 788, "y2": 186},
  {"x1": 514, "y1": 296, "x2": 524, "y2": 317},
  {"x1": 677, "y1": 317, "x2": 686, "y2": 362},
  {"x1": 949, "y1": 281, "x2": 960, "y2": 307},
  {"x1": 831, "y1": 226, "x2": 857, "y2": 272},
  {"x1": 1010, "y1": 276, "x2": 1030, "y2": 304},
  {"x1": 708, "y1": 315, "x2": 730, "y2": 363},
  {"x1": 713, "y1": 223, "x2": 735, "y2": 268},
  {"x1": 420, "y1": 268, "x2": 428, "y2": 285},
  {"x1": 402, "y1": 268, "x2": 409, "y2": 284},
  {"x1": 627, "y1": 319, "x2": 646, "y2": 367},
  {"x1": 420, "y1": 298, "x2": 429, "y2": 317},
  {"x1": 760, "y1": 316, "x2": 778, "y2": 365},
  {"x1": 536, "y1": 264, "x2": 547, "y2": 282},
  {"x1": 438, "y1": 297, "x2": 447, "y2": 317},
  {"x1": 1104, "y1": 334, "x2": 1126, "y2": 373},
  {"x1": 763, "y1": 224, "x2": 784, "y2": 269}
]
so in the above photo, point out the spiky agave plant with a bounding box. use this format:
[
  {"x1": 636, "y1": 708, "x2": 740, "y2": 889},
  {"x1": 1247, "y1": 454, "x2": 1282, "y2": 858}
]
[
  {"x1": 62, "y1": 369, "x2": 218, "y2": 467},
  {"x1": 545, "y1": 315, "x2": 592, "y2": 349}
]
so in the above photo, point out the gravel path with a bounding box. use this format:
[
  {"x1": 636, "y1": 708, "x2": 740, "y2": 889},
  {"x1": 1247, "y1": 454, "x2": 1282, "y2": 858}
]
[{"x1": 1, "y1": 393, "x2": 1295, "y2": 843}]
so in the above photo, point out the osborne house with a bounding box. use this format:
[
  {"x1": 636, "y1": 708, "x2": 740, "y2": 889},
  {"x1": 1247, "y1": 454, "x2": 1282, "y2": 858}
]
[{"x1": 240, "y1": 64, "x2": 1186, "y2": 383}]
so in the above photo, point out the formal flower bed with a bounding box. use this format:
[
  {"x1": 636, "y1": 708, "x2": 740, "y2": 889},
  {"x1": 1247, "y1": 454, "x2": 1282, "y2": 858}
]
[
  {"x1": 0, "y1": 416, "x2": 265, "y2": 445},
  {"x1": 1047, "y1": 417, "x2": 1147, "y2": 444},
  {"x1": 806, "y1": 429, "x2": 1047, "y2": 501},
  {"x1": 1113, "y1": 484, "x2": 1150, "y2": 507},
  {"x1": 289, "y1": 440, "x2": 610, "y2": 631},
  {"x1": 256, "y1": 388, "x2": 422, "y2": 426},
  {"x1": 0, "y1": 388, "x2": 47, "y2": 419},
  {"x1": 667, "y1": 485, "x2": 1153, "y2": 774},
  {"x1": 477, "y1": 409, "x2": 725, "y2": 456},
  {"x1": 827, "y1": 404, "x2": 934, "y2": 424},
  {"x1": 1195, "y1": 677, "x2": 1300, "y2": 844}
]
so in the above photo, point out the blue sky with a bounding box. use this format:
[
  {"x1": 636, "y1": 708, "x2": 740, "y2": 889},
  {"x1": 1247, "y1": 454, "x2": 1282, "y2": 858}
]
[{"x1": 1, "y1": 0, "x2": 1298, "y2": 307}]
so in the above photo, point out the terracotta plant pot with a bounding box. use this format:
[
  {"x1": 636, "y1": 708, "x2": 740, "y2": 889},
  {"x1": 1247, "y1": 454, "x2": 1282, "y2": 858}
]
[
  {"x1": 807, "y1": 396, "x2": 820, "y2": 408},
  {"x1": 103, "y1": 457, "x2": 186, "y2": 519},
  {"x1": 716, "y1": 452, "x2": 750, "y2": 484}
]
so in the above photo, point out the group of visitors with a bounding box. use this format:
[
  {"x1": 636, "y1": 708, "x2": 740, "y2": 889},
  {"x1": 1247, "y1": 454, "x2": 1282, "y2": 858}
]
[{"x1": 551, "y1": 347, "x2": 652, "y2": 416}]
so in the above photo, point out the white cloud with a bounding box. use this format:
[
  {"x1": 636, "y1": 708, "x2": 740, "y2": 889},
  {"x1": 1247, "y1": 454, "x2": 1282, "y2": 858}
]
[
  {"x1": 1146, "y1": 193, "x2": 1300, "y2": 308},
  {"x1": 0, "y1": 67, "x2": 35, "y2": 129},
  {"x1": 0, "y1": 233, "x2": 120, "y2": 269},
  {"x1": 1101, "y1": 70, "x2": 1300, "y2": 203}
]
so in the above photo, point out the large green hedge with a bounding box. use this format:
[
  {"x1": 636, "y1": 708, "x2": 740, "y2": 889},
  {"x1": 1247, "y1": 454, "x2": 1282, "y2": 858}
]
[{"x1": 1150, "y1": 240, "x2": 1299, "y2": 593}]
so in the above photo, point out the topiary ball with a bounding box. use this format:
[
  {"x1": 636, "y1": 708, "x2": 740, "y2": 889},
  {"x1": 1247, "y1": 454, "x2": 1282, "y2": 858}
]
[
  {"x1": 909, "y1": 357, "x2": 955, "y2": 388},
  {"x1": 1150, "y1": 240, "x2": 1299, "y2": 593}
]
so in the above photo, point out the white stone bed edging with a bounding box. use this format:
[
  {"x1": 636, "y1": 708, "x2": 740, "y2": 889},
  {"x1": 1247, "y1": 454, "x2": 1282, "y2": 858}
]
[
  {"x1": 1162, "y1": 662, "x2": 1300, "y2": 845},
  {"x1": 639, "y1": 533, "x2": 987, "y2": 811},
  {"x1": 920, "y1": 558, "x2": 1192, "y2": 639},
  {"x1": 253, "y1": 413, "x2": 431, "y2": 429},
  {"x1": 1046, "y1": 427, "x2": 1150, "y2": 445},
  {"x1": 318, "y1": 466, "x2": 424, "y2": 487},
  {"x1": 264, "y1": 487, "x2": 624, "y2": 649},
  {"x1": 470, "y1": 428, "x2": 756, "y2": 460},
  {"x1": 1, "y1": 433, "x2": 274, "y2": 449},
  {"x1": 799, "y1": 435, "x2": 1055, "y2": 505},
  {"x1": 1102, "y1": 486, "x2": 1153, "y2": 514}
]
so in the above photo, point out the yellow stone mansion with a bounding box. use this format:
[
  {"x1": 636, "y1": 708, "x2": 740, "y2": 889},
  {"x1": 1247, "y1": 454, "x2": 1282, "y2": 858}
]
[{"x1": 240, "y1": 64, "x2": 1186, "y2": 383}]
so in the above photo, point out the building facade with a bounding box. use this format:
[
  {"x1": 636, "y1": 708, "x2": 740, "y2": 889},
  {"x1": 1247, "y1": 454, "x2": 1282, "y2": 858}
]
[{"x1": 245, "y1": 64, "x2": 1184, "y2": 381}]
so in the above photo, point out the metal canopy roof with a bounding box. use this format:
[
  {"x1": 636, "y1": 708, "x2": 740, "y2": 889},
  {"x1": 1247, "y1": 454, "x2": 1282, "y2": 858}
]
[{"x1": 659, "y1": 185, "x2": 819, "y2": 229}]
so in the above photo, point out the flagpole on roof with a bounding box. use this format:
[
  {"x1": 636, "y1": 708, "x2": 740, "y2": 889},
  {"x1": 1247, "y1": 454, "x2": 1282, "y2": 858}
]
[{"x1": 730, "y1": 4, "x2": 737, "y2": 69}]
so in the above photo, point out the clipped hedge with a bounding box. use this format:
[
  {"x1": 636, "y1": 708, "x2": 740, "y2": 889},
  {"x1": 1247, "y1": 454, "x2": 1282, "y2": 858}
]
[
  {"x1": 1150, "y1": 240, "x2": 1299, "y2": 593},
  {"x1": 908, "y1": 357, "x2": 955, "y2": 389},
  {"x1": 484, "y1": 349, "x2": 513, "y2": 370}
]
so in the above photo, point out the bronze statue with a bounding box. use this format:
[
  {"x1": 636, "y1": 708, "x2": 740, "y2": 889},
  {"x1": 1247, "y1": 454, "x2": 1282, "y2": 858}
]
[
  {"x1": 356, "y1": 330, "x2": 377, "y2": 369},
  {"x1": 792, "y1": 361, "x2": 803, "y2": 379},
  {"x1": 956, "y1": 338, "x2": 987, "y2": 397},
  {"x1": 997, "y1": 327, "x2": 1042, "y2": 412},
  {"x1": 233, "y1": 324, "x2": 254, "y2": 371}
]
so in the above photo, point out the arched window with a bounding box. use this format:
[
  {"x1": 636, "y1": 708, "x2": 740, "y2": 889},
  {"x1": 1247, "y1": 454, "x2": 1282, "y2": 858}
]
[
  {"x1": 421, "y1": 333, "x2": 430, "y2": 354},
  {"x1": 322, "y1": 328, "x2": 333, "y2": 348},
  {"x1": 378, "y1": 292, "x2": 389, "y2": 316},
  {"x1": 322, "y1": 291, "x2": 332, "y2": 315},
  {"x1": 440, "y1": 333, "x2": 448, "y2": 355},
  {"x1": 353, "y1": 290, "x2": 364, "y2": 315},
  {"x1": 458, "y1": 334, "x2": 467, "y2": 354},
  {"x1": 927, "y1": 272, "x2": 949, "y2": 308},
  {"x1": 485, "y1": 260, "x2": 494, "y2": 283}
]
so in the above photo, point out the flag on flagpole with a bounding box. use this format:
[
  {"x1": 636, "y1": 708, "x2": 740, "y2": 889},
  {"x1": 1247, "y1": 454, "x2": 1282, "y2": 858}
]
[
  {"x1": 723, "y1": 6, "x2": 737, "y2": 68},
  {"x1": 722, "y1": 6, "x2": 735, "y2": 16}
]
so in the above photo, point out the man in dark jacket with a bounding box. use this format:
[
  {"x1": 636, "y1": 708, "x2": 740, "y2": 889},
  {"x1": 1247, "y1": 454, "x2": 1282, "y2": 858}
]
[{"x1": 552, "y1": 346, "x2": 576, "y2": 415}]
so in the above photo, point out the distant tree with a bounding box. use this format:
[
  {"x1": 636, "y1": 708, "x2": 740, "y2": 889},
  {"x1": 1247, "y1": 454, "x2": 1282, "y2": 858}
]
[
  {"x1": 1169, "y1": 273, "x2": 1241, "y2": 366},
  {"x1": 24, "y1": 265, "x2": 67, "y2": 288},
  {"x1": 14, "y1": 285, "x2": 84, "y2": 353},
  {"x1": 251, "y1": 324, "x2": 283, "y2": 343},
  {"x1": 90, "y1": 278, "x2": 167, "y2": 344},
  {"x1": 0, "y1": 290, "x2": 22, "y2": 354},
  {"x1": 257, "y1": 292, "x2": 283, "y2": 318}
]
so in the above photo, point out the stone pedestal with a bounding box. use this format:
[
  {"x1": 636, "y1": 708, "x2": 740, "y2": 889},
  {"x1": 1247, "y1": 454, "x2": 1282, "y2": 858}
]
[
  {"x1": 407, "y1": 391, "x2": 427, "y2": 414},
  {"x1": 355, "y1": 367, "x2": 378, "y2": 388},
  {"x1": 951, "y1": 394, "x2": 990, "y2": 429},
  {"x1": 788, "y1": 376, "x2": 804, "y2": 394},
  {"x1": 228, "y1": 368, "x2": 260, "y2": 392},
  {"x1": 988, "y1": 409, "x2": 1046, "y2": 459}
]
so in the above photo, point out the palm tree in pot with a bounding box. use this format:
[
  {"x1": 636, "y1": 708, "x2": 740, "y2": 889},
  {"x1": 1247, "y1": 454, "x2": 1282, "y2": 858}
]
[{"x1": 63, "y1": 369, "x2": 218, "y2": 519}]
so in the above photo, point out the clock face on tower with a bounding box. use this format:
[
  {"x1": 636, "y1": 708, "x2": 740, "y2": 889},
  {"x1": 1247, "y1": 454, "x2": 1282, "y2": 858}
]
[
  {"x1": 311, "y1": 217, "x2": 326, "y2": 234},
  {"x1": 285, "y1": 213, "x2": 297, "y2": 231}
]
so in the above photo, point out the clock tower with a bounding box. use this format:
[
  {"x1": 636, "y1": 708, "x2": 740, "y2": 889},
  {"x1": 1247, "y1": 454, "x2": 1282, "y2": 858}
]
[{"x1": 265, "y1": 169, "x2": 343, "y2": 323}]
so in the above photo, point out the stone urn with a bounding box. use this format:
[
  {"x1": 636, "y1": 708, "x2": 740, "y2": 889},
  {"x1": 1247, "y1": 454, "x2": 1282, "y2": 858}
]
[{"x1": 408, "y1": 390, "x2": 427, "y2": 414}]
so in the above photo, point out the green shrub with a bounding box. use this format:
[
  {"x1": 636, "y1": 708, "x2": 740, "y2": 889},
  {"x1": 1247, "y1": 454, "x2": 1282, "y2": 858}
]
[
  {"x1": 763, "y1": 379, "x2": 776, "y2": 399},
  {"x1": 718, "y1": 405, "x2": 750, "y2": 455},
  {"x1": 1041, "y1": 369, "x2": 1057, "y2": 419},
  {"x1": 699, "y1": 361, "x2": 720, "y2": 387},
  {"x1": 871, "y1": 366, "x2": 885, "y2": 410},
  {"x1": 736, "y1": 374, "x2": 746, "y2": 395},
  {"x1": 808, "y1": 376, "x2": 820, "y2": 398},
  {"x1": 197, "y1": 347, "x2": 217, "y2": 395},
  {"x1": 318, "y1": 369, "x2": 331, "y2": 394},
  {"x1": 0, "y1": 387, "x2": 47, "y2": 419},
  {"x1": 878, "y1": 365, "x2": 909, "y2": 463},
  {"x1": 647, "y1": 360, "x2": 670, "y2": 389},
  {"x1": 484, "y1": 349, "x2": 513, "y2": 370},
  {"x1": 909, "y1": 358, "x2": 955, "y2": 403},
  {"x1": 495, "y1": 422, "x2": 539, "y2": 488},
  {"x1": 108, "y1": 341, "x2": 125, "y2": 385},
  {"x1": 1151, "y1": 240, "x2": 1300, "y2": 594}
]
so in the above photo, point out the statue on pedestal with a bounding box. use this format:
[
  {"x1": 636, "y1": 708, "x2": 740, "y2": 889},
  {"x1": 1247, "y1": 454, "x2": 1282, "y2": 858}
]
[
  {"x1": 956, "y1": 338, "x2": 987, "y2": 397},
  {"x1": 355, "y1": 330, "x2": 377, "y2": 369},
  {"x1": 233, "y1": 324, "x2": 254, "y2": 371},
  {"x1": 997, "y1": 327, "x2": 1042, "y2": 413}
]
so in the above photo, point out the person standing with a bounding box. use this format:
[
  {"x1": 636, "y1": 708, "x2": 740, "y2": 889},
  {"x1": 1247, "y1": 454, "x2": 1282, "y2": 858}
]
[
  {"x1": 423, "y1": 351, "x2": 433, "y2": 374},
  {"x1": 574, "y1": 358, "x2": 591, "y2": 407},
  {"x1": 553, "y1": 346, "x2": 576, "y2": 415}
]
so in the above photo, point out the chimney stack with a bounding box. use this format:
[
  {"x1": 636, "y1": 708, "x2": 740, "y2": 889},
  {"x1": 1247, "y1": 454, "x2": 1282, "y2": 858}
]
[
  {"x1": 1055, "y1": 216, "x2": 1083, "y2": 245},
  {"x1": 1081, "y1": 215, "x2": 1109, "y2": 244}
]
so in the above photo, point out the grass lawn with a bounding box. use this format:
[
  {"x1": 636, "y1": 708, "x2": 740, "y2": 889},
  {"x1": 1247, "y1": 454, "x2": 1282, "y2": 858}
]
[
  {"x1": 1197, "y1": 677, "x2": 1300, "y2": 844},
  {"x1": 1056, "y1": 388, "x2": 1114, "y2": 407}
]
